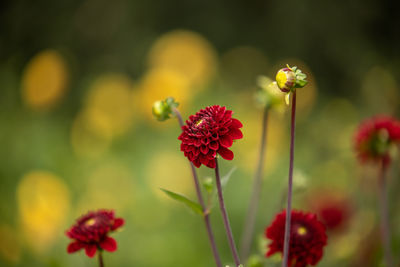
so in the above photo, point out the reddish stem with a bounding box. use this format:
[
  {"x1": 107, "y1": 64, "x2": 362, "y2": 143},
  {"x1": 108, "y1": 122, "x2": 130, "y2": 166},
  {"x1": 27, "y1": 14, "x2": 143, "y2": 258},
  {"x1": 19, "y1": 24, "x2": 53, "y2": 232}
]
[
  {"x1": 378, "y1": 161, "x2": 394, "y2": 267},
  {"x1": 98, "y1": 250, "x2": 104, "y2": 267},
  {"x1": 215, "y1": 158, "x2": 241, "y2": 267},
  {"x1": 173, "y1": 108, "x2": 223, "y2": 267},
  {"x1": 282, "y1": 91, "x2": 296, "y2": 267}
]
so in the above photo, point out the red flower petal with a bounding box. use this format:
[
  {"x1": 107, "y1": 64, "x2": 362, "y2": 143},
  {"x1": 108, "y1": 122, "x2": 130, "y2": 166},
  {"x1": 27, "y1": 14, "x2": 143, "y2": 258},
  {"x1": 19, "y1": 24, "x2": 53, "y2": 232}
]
[
  {"x1": 230, "y1": 128, "x2": 243, "y2": 140},
  {"x1": 200, "y1": 145, "x2": 209, "y2": 154},
  {"x1": 85, "y1": 244, "x2": 97, "y2": 258},
  {"x1": 67, "y1": 241, "x2": 84, "y2": 253},
  {"x1": 231, "y1": 118, "x2": 243, "y2": 128},
  {"x1": 112, "y1": 218, "x2": 125, "y2": 230},
  {"x1": 100, "y1": 236, "x2": 117, "y2": 252},
  {"x1": 219, "y1": 134, "x2": 233, "y2": 148},
  {"x1": 209, "y1": 141, "x2": 219, "y2": 150},
  {"x1": 218, "y1": 147, "x2": 234, "y2": 160},
  {"x1": 207, "y1": 159, "x2": 216, "y2": 168}
]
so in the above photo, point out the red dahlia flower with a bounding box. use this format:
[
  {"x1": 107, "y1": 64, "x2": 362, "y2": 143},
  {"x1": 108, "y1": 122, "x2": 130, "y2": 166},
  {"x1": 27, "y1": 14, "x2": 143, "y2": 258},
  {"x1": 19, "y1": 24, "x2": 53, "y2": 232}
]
[
  {"x1": 354, "y1": 115, "x2": 400, "y2": 166},
  {"x1": 66, "y1": 210, "x2": 124, "y2": 257},
  {"x1": 178, "y1": 105, "x2": 243, "y2": 168},
  {"x1": 308, "y1": 193, "x2": 352, "y2": 232},
  {"x1": 265, "y1": 210, "x2": 327, "y2": 267}
]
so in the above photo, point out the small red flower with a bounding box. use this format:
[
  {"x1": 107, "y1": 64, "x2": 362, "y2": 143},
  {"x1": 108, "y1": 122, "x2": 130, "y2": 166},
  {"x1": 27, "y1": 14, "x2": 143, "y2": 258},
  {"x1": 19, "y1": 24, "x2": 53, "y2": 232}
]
[
  {"x1": 265, "y1": 210, "x2": 327, "y2": 267},
  {"x1": 354, "y1": 115, "x2": 400, "y2": 166},
  {"x1": 66, "y1": 210, "x2": 124, "y2": 258},
  {"x1": 308, "y1": 194, "x2": 352, "y2": 232},
  {"x1": 178, "y1": 105, "x2": 243, "y2": 168}
]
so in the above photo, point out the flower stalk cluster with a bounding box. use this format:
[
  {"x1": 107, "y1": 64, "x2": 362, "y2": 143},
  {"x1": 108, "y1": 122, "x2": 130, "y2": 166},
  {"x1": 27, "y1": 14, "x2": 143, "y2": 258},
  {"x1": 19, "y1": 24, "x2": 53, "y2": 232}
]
[{"x1": 65, "y1": 62, "x2": 400, "y2": 267}]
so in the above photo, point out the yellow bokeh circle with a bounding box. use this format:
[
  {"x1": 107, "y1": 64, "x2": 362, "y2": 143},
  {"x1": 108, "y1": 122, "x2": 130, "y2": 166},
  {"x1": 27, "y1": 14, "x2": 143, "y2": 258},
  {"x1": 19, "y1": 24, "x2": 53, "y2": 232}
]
[
  {"x1": 21, "y1": 50, "x2": 68, "y2": 111},
  {"x1": 17, "y1": 170, "x2": 70, "y2": 253},
  {"x1": 85, "y1": 74, "x2": 135, "y2": 138},
  {"x1": 146, "y1": 151, "x2": 193, "y2": 201},
  {"x1": 147, "y1": 30, "x2": 217, "y2": 87},
  {"x1": 138, "y1": 68, "x2": 191, "y2": 118}
]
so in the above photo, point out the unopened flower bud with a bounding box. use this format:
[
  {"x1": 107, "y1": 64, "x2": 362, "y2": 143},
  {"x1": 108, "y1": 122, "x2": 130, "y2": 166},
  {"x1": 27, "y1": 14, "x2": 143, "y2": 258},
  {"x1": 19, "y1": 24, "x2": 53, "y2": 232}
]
[
  {"x1": 276, "y1": 67, "x2": 296, "y2": 92},
  {"x1": 152, "y1": 97, "x2": 179, "y2": 121},
  {"x1": 255, "y1": 76, "x2": 285, "y2": 109}
]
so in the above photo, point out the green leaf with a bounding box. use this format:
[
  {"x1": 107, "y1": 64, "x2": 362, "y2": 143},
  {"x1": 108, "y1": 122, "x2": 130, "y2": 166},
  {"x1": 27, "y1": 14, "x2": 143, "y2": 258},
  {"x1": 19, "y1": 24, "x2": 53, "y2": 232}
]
[
  {"x1": 160, "y1": 188, "x2": 203, "y2": 215},
  {"x1": 221, "y1": 166, "x2": 237, "y2": 189}
]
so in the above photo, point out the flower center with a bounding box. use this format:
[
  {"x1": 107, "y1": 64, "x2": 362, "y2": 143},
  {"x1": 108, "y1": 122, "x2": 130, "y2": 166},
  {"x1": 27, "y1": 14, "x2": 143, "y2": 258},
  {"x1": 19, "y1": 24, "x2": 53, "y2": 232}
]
[
  {"x1": 297, "y1": 226, "x2": 307, "y2": 236},
  {"x1": 370, "y1": 128, "x2": 391, "y2": 155},
  {"x1": 85, "y1": 218, "x2": 96, "y2": 226},
  {"x1": 195, "y1": 119, "x2": 205, "y2": 127}
]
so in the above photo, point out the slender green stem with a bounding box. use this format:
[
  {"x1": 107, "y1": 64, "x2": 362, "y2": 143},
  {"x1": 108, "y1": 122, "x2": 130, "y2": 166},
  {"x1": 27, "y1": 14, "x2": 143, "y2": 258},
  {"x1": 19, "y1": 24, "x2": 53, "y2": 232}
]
[
  {"x1": 215, "y1": 158, "x2": 241, "y2": 267},
  {"x1": 240, "y1": 107, "x2": 269, "y2": 260},
  {"x1": 98, "y1": 250, "x2": 104, "y2": 267},
  {"x1": 172, "y1": 108, "x2": 223, "y2": 267},
  {"x1": 378, "y1": 161, "x2": 393, "y2": 267},
  {"x1": 282, "y1": 91, "x2": 296, "y2": 267}
]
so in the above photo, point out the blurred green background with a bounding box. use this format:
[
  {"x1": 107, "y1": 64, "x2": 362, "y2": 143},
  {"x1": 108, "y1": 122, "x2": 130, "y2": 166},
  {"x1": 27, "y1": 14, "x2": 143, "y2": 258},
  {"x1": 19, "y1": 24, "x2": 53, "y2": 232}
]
[{"x1": 1, "y1": 0, "x2": 399, "y2": 266}]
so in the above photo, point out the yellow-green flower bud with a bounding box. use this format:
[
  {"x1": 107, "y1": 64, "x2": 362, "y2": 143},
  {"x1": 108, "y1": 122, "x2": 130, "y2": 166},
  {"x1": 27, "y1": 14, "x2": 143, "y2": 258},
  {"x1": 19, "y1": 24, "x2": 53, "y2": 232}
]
[
  {"x1": 152, "y1": 97, "x2": 179, "y2": 121},
  {"x1": 255, "y1": 76, "x2": 285, "y2": 110},
  {"x1": 276, "y1": 67, "x2": 296, "y2": 92}
]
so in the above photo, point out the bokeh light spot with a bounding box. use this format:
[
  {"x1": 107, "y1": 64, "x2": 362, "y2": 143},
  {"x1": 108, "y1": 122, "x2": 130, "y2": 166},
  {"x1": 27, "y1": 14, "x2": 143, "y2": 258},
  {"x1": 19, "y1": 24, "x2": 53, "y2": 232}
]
[
  {"x1": 17, "y1": 170, "x2": 70, "y2": 253},
  {"x1": 235, "y1": 109, "x2": 286, "y2": 174},
  {"x1": 147, "y1": 30, "x2": 217, "y2": 87},
  {"x1": 138, "y1": 68, "x2": 191, "y2": 119},
  {"x1": 21, "y1": 50, "x2": 68, "y2": 111},
  {"x1": 85, "y1": 74, "x2": 136, "y2": 138},
  {"x1": 146, "y1": 151, "x2": 192, "y2": 201}
]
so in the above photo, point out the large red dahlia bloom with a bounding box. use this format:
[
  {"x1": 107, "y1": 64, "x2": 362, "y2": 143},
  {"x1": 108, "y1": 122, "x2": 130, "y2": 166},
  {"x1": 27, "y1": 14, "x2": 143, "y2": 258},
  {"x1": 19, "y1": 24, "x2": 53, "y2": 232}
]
[
  {"x1": 354, "y1": 115, "x2": 400, "y2": 165},
  {"x1": 178, "y1": 105, "x2": 243, "y2": 168},
  {"x1": 265, "y1": 210, "x2": 327, "y2": 267},
  {"x1": 66, "y1": 210, "x2": 124, "y2": 257}
]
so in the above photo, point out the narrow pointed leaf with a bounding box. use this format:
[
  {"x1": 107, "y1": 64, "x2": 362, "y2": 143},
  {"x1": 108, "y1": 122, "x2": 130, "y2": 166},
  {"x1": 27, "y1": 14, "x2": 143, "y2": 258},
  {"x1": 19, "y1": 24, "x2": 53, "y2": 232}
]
[
  {"x1": 160, "y1": 188, "x2": 203, "y2": 215},
  {"x1": 221, "y1": 166, "x2": 237, "y2": 189}
]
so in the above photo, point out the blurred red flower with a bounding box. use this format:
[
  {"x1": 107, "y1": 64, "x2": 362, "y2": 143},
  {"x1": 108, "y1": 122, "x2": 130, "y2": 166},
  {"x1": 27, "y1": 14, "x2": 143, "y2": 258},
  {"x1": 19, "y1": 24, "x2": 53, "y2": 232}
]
[
  {"x1": 308, "y1": 194, "x2": 352, "y2": 232},
  {"x1": 178, "y1": 105, "x2": 243, "y2": 168},
  {"x1": 265, "y1": 210, "x2": 327, "y2": 267},
  {"x1": 354, "y1": 115, "x2": 400, "y2": 166},
  {"x1": 66, "y1": 210, "x2": 124, "y2": 258}
]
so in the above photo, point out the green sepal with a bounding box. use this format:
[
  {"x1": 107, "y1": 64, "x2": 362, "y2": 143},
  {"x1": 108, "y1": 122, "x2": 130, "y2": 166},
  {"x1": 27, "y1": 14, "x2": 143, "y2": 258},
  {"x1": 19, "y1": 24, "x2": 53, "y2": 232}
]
[
  {"x1": 160, "y1": 188, "x2": 203, "y2": 215},
  {"x1": 165, "y1": 97, "x2": 179, "y2": 110},
  {"x1": 291, "y1": 66, "x2": 308, "y2": 89}
]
